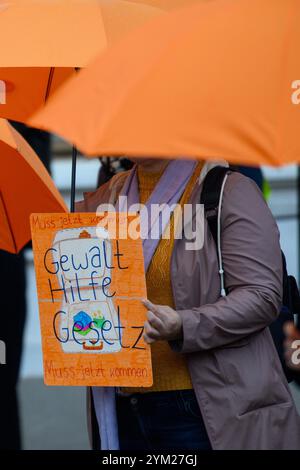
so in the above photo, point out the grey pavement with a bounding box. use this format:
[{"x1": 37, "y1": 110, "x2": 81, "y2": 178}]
[{"x1": 18, "y1": 378, "x2": 90, "y2": 450}]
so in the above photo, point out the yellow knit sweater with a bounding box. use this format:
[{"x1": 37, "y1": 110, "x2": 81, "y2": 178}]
[{"x1": 121, "y1": 162, "x2": 203, "y2": 393}]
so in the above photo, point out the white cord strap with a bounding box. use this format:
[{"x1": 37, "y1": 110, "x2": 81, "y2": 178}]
[{"x1": 217, "y1": 173, "x2": 229, "y2": 297}]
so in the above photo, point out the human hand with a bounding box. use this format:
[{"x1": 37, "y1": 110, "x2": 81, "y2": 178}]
[
  {"x1": 284, "y1": 321, "x2": 300, "y2": 371},
  {"x1": 142, "y1": 299, "x2": 183, "y2": 344}
]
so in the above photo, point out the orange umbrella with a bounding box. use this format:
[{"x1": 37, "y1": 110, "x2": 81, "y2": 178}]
[
  {"x1": 123, "y1": 0, "x2": 206, "y2": 10},
  {"x1": 0, "y1": 0, "x2": 166, "y2": 123},
  {"x1": 0, "y1": 119, "x2": 67, "y2": 253},
  {"x1": 30, "y1": 0, "x2": 300, "y2": 167},
  {"x1": 0, "y1": 0, "x2": 170, "y2": 212}
]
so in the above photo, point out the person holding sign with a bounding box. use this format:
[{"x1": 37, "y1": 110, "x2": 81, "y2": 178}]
[{"x1": 76, "y1": 158, "x2": 300, "y2": 450}]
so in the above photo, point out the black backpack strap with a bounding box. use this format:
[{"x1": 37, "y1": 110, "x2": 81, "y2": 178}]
[
  {"x1": 200, "y1": 166, "x2": 233, "y2": 297},
  {"x1": 200, "y1": 166, "x2": 232, "y2": 246}
]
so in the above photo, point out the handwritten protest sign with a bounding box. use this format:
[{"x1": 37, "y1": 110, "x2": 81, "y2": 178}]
[{"x1": 30, "y1": 212, "x2": 153, "y2": 387}]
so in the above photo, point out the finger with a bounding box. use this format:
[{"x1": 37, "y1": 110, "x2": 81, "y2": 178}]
[
  {"x1": 143, "y1": 332, "x2": 155, "y2": 344},
  {"x1": 144, "y1": 321, "x2": 161, "y2": 340},
  {"x1": 147, "y1": 310, "x2": 164, "y2": 330},
  {"x1": 142, "y1": 298, "x2": 159, "y2": 314}
]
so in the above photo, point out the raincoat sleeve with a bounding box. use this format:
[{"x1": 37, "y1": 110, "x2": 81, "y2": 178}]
[{"x1": 170, "y1": 173, "x2": 283, "y2": 353}]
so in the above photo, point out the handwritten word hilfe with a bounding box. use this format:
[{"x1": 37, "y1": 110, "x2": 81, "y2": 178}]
[{"x1": 44, "y1": 240, "x2": 128, "y2": 303}]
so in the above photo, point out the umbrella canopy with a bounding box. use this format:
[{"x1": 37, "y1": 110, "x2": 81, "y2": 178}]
[
  {"x1": 0, "y1": 0, "x2": 165, "y2": 122},
  {"x1": 123, "y1": 0, "x2": 205, "y2": 10},
  {"x1": 0, "y1": 119, "x2": 67, "y2": 253},
  {"x1": 30, "y1": 0, "x2": 300, "y2": 166}
]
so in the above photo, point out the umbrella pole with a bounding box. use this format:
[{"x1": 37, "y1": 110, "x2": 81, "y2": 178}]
[
  {"x1": 70, "y1": 145, "x2": 77, "y2": 212},
  {"x1": 69, "y1": 69, "x2": 81, "y2": 213}
]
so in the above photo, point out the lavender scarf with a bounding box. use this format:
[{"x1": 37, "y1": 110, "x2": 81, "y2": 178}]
[{"x1": 92, "y1": 159, "x2": 197, "y2": 450}]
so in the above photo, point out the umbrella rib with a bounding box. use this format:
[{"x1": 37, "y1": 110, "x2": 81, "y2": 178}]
[
  {"x1": 45, "y1": 67, "x2": 80, "y2": 103},
  {"x1": 44, "y1": 67, "x2": 55, "y2": 103},
  {"x1": 0, "y1": 190, "x2": 17, "y2": 253}
]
